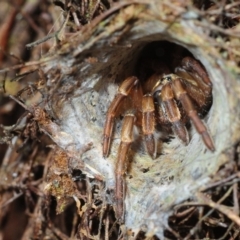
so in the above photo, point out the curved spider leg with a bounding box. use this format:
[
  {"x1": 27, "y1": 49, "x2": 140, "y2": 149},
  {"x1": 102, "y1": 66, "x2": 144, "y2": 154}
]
[
  {"x1": 179, "y1": 57, "x2": 212, "y2": 95},
  {"x1": 174, "y1": 70, "x2": 209, "y2": 109},
  {"x1": 142, "y1": 94, "x2": 156, "y2": 159},
  {"x1": 102, "y1": 76, "x2": 139, "y2": 157},
  {"x1": 130, "y1": 81, "x2": 143, "y2": 126},
  {"x1": 160, "y1": 81, "x2": 189, "y2": 144},
  {"x1": 171, "y1": 76, "x2": 215, "y2": 151},
  {"x1": 156, "y1": 94, "x2": 175, "y2": 131},
  {"x1": 177, "y1": 76, "x2": 212, "y2": 118},
  {"x1": 115, "y1": 113, "x2": 135, "y2": 220},
  {"x1": 175, "y1": 59, "x2": 213, "y2": 114}
]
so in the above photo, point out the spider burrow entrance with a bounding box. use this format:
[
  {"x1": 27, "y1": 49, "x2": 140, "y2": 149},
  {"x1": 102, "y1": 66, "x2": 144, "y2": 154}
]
[{"x1": 102, "y1": 40, "x2": 214, "y2": 220}]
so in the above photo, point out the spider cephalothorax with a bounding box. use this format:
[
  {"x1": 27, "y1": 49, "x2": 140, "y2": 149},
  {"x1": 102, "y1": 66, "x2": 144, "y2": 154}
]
[{"x1": 102, "y1": 52, "x2": 214, "y2": 220}]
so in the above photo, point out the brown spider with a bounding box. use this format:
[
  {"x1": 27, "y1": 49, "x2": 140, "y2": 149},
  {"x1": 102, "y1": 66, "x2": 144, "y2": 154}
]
[{"x1": 102, "y1": 55, "x2": 214, "y2": 220}]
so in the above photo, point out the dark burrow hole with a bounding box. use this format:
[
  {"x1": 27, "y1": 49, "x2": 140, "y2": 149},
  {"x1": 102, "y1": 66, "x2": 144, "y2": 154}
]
[{"x1": 134, "y1": 40, "x2": 194, "y2": 81}]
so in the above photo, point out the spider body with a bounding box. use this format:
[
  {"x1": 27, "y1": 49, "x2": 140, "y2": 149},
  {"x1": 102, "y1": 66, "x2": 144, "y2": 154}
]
[{"x1": 102, "y1": 55, "x2": 214, "y2": 220}]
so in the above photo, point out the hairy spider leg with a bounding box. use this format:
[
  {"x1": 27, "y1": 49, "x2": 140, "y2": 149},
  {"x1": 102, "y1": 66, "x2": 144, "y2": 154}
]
[
  {"x1": 180, "y1": 57, "x2": 212, "y2": 94},
  {"x1": 156, "y1": 96, "x2": 172, "y2": 127},
  {"x1": 160, "y1": 82, "x2": 189, "y2": 144},
  {"x1": 175, "y1": 57, "x2": 213, "y2": 115},
  {"x1": 142, "y1": 94, "x2": 157, "y2": 158},
  {"x1": 174, "y1": 69, "x2": 210, "y2": 110},
  {"x1": 102, "y1": 76, "x2": 139, "y2": 157},
  {"x1": 171, "y1": 76, "x2": 215, "y2": 151},
  {"x1": 115, "y1": 113, "x2": 135, "y2": 220}
]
